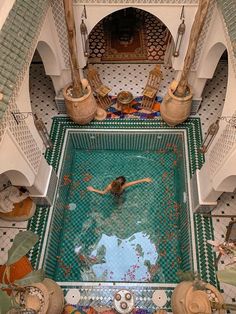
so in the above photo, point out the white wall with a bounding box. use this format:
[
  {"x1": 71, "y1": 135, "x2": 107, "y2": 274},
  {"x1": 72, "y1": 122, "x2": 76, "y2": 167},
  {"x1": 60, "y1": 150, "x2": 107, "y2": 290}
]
[
  {"x1": 0, "y1": 129, "x2": 35, "y2": 186},
  {"x1": 195, "y1": 7, "x2": 236, "y2": 202},
  {"x1": 37, "y1": 7, "x2": 72, "y2": 93},
  {"x1": 15, "y1": 69, "x2": 43, "y2": 151},
  {"x1": 0, "y1": 5, "x2": 57, "y2": 194}
]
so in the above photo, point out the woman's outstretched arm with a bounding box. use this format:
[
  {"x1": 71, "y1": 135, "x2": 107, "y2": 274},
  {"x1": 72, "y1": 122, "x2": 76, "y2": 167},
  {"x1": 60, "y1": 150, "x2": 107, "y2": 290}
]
[
  {"x1": 87, "y1": 183, "x2": 112, "y2": 195},
  {"x1": 123, "y1": 178, "x2": 152, "y2": 189}
]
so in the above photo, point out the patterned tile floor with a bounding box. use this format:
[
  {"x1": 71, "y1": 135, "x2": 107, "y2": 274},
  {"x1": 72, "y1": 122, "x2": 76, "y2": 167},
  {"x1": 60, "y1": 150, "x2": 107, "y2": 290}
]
[{"x1": 1, "y1": 60, "x2": 235, "y2": 312}]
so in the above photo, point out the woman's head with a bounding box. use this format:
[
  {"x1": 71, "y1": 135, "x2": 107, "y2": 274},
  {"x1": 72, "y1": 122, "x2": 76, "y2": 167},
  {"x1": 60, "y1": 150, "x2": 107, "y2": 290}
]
[{"x1": 111, "y1": 176, "x2": 126, "y2": 195}]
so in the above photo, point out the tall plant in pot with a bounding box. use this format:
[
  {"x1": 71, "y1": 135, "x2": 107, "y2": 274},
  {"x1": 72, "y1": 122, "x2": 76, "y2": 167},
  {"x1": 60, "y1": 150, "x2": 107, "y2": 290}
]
[
  {"x1": 0, "y1": 231, "x2": 64, "y2": 314},
  {"x1": 160, "y1": 0, "x2": 211, "y2": 126},
  {"x1": 63, "y1": 0, "x2": 97, "y2": 125},
  {"x1": 0, "y1": 231, "x2": 44, "y2": 313}
]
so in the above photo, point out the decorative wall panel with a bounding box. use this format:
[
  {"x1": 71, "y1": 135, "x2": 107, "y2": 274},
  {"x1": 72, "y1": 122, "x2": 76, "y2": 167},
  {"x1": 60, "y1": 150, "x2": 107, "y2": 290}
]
[
  {"x1": 191, "y1": 0, "x2": 216, "y2": 71},
  {"x1": 209, "y1": 113, "x2": 236, "y2": 176},
  {"x1": 218, "y1": 10, "x2": 236, "y2": 76},
  {"x1": 0, "y1": 0, "x2": 50, "y2": 172},
  {"x1": 51, "y1": 0, "x2": 70, "y2": 68}
]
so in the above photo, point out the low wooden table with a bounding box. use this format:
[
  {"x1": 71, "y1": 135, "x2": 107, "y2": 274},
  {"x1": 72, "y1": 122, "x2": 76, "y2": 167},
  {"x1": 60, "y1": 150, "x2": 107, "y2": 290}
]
[{"x1": 117, "y1": 91, "x2": 134, "y2": 112}]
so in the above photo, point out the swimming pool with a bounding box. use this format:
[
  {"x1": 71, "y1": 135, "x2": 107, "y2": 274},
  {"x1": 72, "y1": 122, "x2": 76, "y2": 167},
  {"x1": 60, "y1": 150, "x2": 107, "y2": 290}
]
[
  {"x1": 41, "y1": 126, "x2": 196, "y2": 285},
  {"x1": 27, "y1": 117, "x2": 217, "y2": 311}
]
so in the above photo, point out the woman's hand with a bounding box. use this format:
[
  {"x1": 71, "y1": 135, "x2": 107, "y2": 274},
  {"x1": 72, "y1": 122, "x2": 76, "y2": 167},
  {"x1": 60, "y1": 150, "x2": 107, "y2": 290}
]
[
  {"x1": 145, "y1": 178, "x2": 152, "y2": 183},
  {"x1": 87, "y1": 186, "x2": 95, "y2": 192}
]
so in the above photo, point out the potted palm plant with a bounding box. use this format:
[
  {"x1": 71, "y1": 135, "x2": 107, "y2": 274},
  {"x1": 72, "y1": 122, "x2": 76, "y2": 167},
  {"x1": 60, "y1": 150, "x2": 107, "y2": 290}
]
[
  {"x1": 0, "y1": 231, "x2": 64, "y2": 314},
  {"x1": 160, "y1": 0, "x2": 210, "y2": 126},
  {"x1": 62, "y1": 0, "x2": 97, "y2": 125}
]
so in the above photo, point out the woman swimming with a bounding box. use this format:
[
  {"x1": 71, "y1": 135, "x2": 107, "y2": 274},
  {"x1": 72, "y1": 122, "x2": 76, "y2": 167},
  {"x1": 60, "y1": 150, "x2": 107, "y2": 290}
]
[{"x1": 87, "y1": 176, "x2": 152, "y2": 196}]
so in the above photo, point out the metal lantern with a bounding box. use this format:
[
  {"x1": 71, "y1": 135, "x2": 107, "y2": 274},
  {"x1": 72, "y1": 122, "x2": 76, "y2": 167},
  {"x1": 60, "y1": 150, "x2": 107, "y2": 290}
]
[
  {"x1": 173, "y1": 19, "x2": 186, "y2": 57},
  {"x1": 80, "y1": 19, "x2": 89, "y2": 57},
  {"x1": 34, "y1": 114, "x2": 53, "y2": 149},
  {"x1": 199, "y1": 118, "x2": 220, "y2": 153}
]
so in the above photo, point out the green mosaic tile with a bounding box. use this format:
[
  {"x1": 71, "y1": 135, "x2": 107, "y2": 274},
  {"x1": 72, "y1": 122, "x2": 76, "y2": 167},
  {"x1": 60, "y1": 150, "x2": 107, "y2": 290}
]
[
  {"x1": 27, "y1": 206, "x2": 50, "y2": 269},
  {"x1": 28, "y1": 117, "x2": 217, "y2": 310},
  {"x1": 52, "y1": 145, "x2": 185, "y2": 283},
  {"x1": 46, "y1": 117, "x2": 204, "y2": 176},
  {"x1": 194, "y1": 214, "x2": 218, "y2": 287}
]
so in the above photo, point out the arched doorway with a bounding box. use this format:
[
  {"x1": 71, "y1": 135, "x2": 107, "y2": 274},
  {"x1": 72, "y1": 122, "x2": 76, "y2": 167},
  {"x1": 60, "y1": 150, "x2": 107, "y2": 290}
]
[
  {"x1": 198, "y1": 49, "x2": 228, "y2": 135},
  {"x1": 29, "y1": 49, "x2": 58, "y2": 131},
  {"x1": 88, "y1": 8, "x2": 172, "y2": 64}
]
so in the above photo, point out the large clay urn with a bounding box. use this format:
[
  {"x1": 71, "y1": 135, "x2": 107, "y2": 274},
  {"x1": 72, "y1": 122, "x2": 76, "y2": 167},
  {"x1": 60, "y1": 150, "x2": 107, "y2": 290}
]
[
  {"x1": 171, "y1": 281, "x2": 225, "y2": 314},
  {"x1": 15, "y1": 278, "x2": 64, "y2": 314},
  {"x1": 160, "y1": 80, "x2": 193, "y2": 127},
  {"x1": 63, "y1": 79, "x2": 97, "y2": 125}
]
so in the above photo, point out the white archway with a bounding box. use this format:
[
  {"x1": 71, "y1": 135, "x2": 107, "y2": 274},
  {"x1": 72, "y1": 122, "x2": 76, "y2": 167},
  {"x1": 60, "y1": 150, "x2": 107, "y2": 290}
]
[
  {"x1": 0, "y1": 129, "x2": 35, "y2": 187},
  {"x1": 198, "y1": 42, "x2": 227, "y2": 79},
  {"x1": 36, "y1": 41, "x2": 60, "y2": 76},
  {"x1": 75, "y1": 4, "x2": 198, "y2": 69},
  {"x1": 87, "y1": 6, "x2": 175, "y2": 41},
  {"x1": 3, "y1": 170, "x2": 31, "y2": 187}
]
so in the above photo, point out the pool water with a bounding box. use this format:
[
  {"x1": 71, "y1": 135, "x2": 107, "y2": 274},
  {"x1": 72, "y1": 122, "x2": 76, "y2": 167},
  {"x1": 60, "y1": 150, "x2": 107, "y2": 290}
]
[{"x1": 44, "y1": 130, "x2": 192, "y2": 283}]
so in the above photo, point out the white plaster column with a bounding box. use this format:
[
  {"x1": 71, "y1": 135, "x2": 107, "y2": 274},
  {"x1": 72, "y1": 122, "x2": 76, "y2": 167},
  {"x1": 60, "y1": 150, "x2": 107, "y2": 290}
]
[
  {"x1": 189, "y1": 8, "x2": 227, "y2": 102},
  {"x1": 0, "y1": 128, "x2": 35, "y2": 187},
  {"x1": 37, "y1": 7, "x2": 71, "y2": 94},
  {"x1": 27, "y1": 157, "x2": 53, "y2": 195}
]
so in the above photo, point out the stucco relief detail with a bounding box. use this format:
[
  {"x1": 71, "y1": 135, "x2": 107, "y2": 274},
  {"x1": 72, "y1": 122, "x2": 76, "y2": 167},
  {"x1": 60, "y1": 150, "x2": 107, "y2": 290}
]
[
  {"x1": 0, "y1": 104, "x2": 42, "y2": 173},
  {"x1": 218, "y1": 10, "x2": 236, "y2": 77},
  {"x1": 51, "y1": 0, "x2": 70, "y2": 68},
  {"x1": 191, "y1": 0, "x2": 216, "y2": 71},
  {"x1": 0, "y1": 4, "x2": 50, "y2": 173},
  {"x1": 209, "y1": 113, "x2": 236, "y2": 176}
]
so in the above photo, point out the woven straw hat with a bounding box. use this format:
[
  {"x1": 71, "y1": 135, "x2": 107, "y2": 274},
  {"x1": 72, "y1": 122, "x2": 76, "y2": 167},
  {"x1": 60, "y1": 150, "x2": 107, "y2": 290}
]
[{"x1": 94, "y1": 107, "x2": 107, "y2": 120}]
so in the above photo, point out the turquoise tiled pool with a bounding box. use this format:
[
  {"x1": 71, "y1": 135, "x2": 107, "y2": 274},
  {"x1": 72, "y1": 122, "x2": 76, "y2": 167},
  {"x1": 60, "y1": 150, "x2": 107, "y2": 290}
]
[
  {"x1": 27, "y1": 118, "x2": 218, "y2": 312},
  {"x1": 43, "y1": 128, "x2": 194, "y2": 284}
]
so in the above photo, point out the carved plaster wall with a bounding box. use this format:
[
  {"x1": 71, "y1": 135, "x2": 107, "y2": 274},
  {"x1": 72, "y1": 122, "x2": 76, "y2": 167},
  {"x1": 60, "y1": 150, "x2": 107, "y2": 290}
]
[
  {"x1": 191, "y1": 0, "x2": 216, "y2": 71},
  {"x1": 0, "y1": 3, "x2": 50, "y2": 176},
  {"x1": 51, "y1": 0, "x2": 70, "y2": 68}
]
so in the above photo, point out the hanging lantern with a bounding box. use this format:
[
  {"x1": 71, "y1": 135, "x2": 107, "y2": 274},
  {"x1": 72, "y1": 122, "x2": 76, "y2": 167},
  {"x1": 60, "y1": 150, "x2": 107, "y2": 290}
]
[
  {"x1": 173, "y1": 19, "x2": 186, "y2": 57},
  {"x1": 34, "y1": 114, "x2": 53, "y2": 149},
  {"x1": 199, "y1": 118, "x2": 220, "y2": 153},
  {"x1": 80, "y1": 19, "x2": 89, "y2": 57}
]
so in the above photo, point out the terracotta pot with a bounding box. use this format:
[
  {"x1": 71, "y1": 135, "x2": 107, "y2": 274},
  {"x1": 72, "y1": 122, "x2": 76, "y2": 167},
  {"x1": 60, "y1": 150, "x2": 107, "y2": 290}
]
[
  {"x1": 63, "y1": 81, "x2": 97, "y2": 125},
  {"x1": 0, "y1": 256, "x2": 33, "y2": 284},
  {"x1": 15, "y1": 278, "x2": 64, "y2": 314},
  {"x1": 171, "y1": 281, "x2": 225, "y2": 314},
  {"x1": 160, "y1": 80, "x2": 193, "y2": 126},
  {"x1": 0, "y1": 256, "x2": 33, "y2": 295}
]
